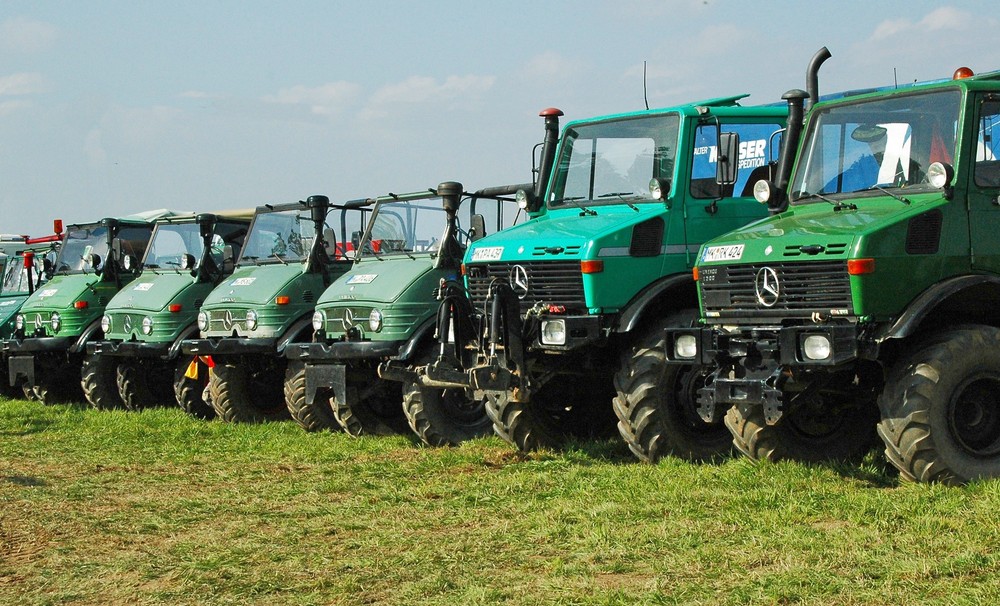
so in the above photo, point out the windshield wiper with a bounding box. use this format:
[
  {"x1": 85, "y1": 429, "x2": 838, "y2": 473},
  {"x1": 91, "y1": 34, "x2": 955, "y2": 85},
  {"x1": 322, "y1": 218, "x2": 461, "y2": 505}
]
[
  {"x1": 271, "y1": 252, "x2": 288, "y2": 265},
  {"x1": 552, "y1": 196, "x2": 597, "y2": 216},
  {"x1": 861, "y1": 183, "x2": 910, "y2": 205},
  {"x1": 797, "y1": 191, "x2": 857, "y2": 212},
  {"x1": 598, "y1": 191, "x2": 640, "y2": 211}
]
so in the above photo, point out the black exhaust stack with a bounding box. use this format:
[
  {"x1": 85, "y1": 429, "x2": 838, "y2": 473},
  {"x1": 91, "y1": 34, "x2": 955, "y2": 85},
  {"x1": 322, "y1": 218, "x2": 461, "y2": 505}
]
[
  {"x1": 434, "y1": 181, "x2": 465, "y2": 270},
  {"x1": 534, "y1": 108, "x2": 564, "y2": 202}
]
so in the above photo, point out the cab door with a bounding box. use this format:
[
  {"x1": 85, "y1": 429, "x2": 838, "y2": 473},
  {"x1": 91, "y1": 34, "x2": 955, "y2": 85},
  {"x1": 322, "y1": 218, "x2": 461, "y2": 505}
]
[{"x1": 968, "y1": 94, "x2": 1000, "y2": 273}]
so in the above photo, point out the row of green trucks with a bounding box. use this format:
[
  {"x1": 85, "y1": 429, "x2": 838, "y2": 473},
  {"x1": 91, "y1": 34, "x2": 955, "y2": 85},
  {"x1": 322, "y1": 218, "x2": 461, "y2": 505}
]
[{"x1": 4, "y1": 49, "x2": 999, "y2": 485}]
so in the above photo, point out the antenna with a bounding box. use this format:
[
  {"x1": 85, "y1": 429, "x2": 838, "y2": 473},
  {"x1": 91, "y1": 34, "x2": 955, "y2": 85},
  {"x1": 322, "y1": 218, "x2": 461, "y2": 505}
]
[
  {"x1": 643, "y1": 61, "x2": 649, "y2": 110},
  {"x1": 893, "y1": 67, "x2": 898, "y2": 88}
]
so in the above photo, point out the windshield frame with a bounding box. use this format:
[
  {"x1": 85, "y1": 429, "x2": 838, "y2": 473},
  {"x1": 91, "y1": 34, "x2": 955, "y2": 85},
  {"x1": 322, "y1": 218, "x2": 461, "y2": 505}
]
[
  {"x1": 789, "y1": 87, "x2": 962, "y2": 205},
  {"x1": 547, "y1": 112, "x2": 681, "y2": 210},
  {"x1": 352, "y1": 198, "x2": 453, "y2": 262}
]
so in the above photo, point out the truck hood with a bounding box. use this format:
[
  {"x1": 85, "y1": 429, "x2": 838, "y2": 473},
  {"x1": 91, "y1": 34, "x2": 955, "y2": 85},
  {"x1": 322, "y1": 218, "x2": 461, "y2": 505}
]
[
  {"x1": 105, "y1": 271, "x2": 196, "y2": 314},
  {"x1": 699, "y1": 194, "x2": 945, "y2": 263},
  {"x1": 19, "y1": 273, "x2": 102, "y2": 312},
  {"x1": 0, "y1": 294, "x2": 27, "y2": 327},
  {"x1": 465, "y1": 205, "x2": 666, "y2": 263},
  {"x1": 317, "y1": 255, "x2": 444, "y2": 307},
  {"x1": 202, "y1": 263, "x2": 307, "y2": 307}
]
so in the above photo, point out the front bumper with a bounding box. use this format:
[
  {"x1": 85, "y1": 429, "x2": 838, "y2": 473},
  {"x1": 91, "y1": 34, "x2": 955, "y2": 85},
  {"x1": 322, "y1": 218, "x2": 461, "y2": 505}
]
[
  {"x1": 87, "y1": 340, "x2": 173, "y2": 359},
  {"x1": 285, "y1": 339, "x2": 404, "y2": 362},
  {"x1": 4, "y1": 336, "x2": 76, "y2": 356},
  {"x1": 181, "y1": 337, "x2": 278, "y2": 357},
  {"x1": 664, "y1": 323, "x2": 861, "y2": 424}
]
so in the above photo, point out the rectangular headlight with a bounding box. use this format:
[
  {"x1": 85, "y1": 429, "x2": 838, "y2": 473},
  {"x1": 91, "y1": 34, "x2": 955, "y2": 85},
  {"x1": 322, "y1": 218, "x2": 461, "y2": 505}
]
[{"x1": 540, "y1": 319, "x2": 566, "y2": 345}]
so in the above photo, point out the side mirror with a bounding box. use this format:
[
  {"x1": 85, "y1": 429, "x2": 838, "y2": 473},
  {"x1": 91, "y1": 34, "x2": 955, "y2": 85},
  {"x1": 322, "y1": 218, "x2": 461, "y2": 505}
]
[
  {"x1": 43, "y1": 256, "x2": 54, "y2": 278},
  {"x1": 323, "y1": 228, "x2": 337, "y2": 257},
  {"x1": 351, "y1": 231, "x2": 362, "y2": 251},
  {"x1": 717, "y1": 132, "x2": 740, "y2": 186},
  {"x1": 469, "y1": 214, "x2": 487, "y2": 242}
]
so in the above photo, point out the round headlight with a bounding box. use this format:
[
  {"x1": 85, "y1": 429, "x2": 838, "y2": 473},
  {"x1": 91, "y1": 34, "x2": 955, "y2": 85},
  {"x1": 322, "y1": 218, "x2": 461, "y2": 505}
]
[
  {"x1": 649, "y1": 178, "x2": 664, "y2": 200},
  {"x1": 245, "y1": 309, "x2": 258, "y2": 331},
  {"x1": 753, "y1": 180, "x2": 773, "y2": 204},
  {"x1": 312, "y1": 310, "x2": 325, "y2": 332},
  {"x1": 15, "y1": 314, "x2": 24, "y2": 330},
  {"x1": 197, "y1": 311, "x2": 208, "y2": 331},
  {"x1": 515, "y1": 189, "x2": 530, "y2": 210},
  {"x1": 369, "y1": 308, "x2": 383, "y2": 332},
  {"x1": 141, "y1": 316, "x2": 154, "y2": 335},
  {"x1": 50, "y1": 312, "x2": 61, "y2": 332},
  {"x1": 927, "y1": 161, "x2": 954, "y2": 189},
  {"x1": 101, "y1": 315, "x2": 111, "y2": 333}
]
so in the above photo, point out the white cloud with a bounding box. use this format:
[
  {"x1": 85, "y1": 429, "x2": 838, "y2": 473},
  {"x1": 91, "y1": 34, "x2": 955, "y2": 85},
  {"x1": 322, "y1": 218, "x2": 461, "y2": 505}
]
[
  {"x1": 179, "y1": 90, "x2": 225, "y2": 100},
  {"x1": 360, "y1": 74, "x2": 495, "y2": 121},
  {"x1": 0, "y1": 17, "x2": 58, "y2": 53},
  {"x1": 520, "y1": 52, "x2": 583, "y2": 81},
  {"x1": 871, "y1": 6, "x2": 968, "y2": 40},
  {"x1": 262, "y1": 81, "x2": 362, "y2": 116},
  {"x1": 0, "y1": 99, "x2": 31, "y2": 116},
  {"x1": 0, "y1": 72, "x2": 49, "y2": 96}
]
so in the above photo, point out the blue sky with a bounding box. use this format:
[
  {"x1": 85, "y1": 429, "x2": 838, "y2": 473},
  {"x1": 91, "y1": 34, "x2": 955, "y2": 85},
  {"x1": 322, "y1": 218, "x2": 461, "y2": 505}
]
[{"x1": 2, "y1": 1, "x2": 999, "y2": 236}]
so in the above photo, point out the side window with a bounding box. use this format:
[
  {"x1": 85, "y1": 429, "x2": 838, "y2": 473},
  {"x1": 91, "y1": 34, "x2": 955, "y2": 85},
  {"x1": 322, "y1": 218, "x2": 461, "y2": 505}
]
[
  {"x1": 975, "y1": 98, "x2": 1000, "y2": 188},
  {"x1": 690, "y1": 123, "x2": 783, "y2": 199}
]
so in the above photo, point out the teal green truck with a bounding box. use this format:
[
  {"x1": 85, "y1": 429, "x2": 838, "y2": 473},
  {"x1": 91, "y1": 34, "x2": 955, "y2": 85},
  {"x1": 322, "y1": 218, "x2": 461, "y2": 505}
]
[
  {"x1": 0, "y1": 230, "x2": 62, "y2": 398},
  {"x1": 665, "y1": 64, "x2": 1000, "y2": 484},
  {"x1": 390, "y1": 95, "x2": 788, "y2": 458},
  {"x1": 181, "y1": 196, "x2": 363, "y2": 422},
  {"x1": 5, "y1": 211, "x2": 178, "y2": 403},
  {"x1": 85, "y1": 211, "x2": 253, "y2": 414},
  {"x1": 286, "y1": 181, "x2": 522, "y2": 443}
]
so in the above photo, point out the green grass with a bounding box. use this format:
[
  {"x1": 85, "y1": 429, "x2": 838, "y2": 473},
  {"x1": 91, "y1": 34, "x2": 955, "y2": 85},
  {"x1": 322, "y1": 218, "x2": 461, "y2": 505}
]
[{"x1": 2, "y1": 396, "x2": 999, "y2": 605}]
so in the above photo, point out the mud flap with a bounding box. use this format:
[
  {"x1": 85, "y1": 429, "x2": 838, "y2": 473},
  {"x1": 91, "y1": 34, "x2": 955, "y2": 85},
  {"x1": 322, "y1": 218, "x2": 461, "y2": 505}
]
[
  {"x1": 305, "y1": 363, "x2": 346, "y2": 407},
  {"x1": 8, "y1": 355, "x2": 34, "y2": 387}
]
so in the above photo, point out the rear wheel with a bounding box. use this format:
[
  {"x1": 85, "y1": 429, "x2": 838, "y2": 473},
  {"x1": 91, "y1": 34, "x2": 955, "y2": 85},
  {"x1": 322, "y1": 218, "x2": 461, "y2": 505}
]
[
  {"x1": 173, "y1": 356, "x2": 215, "y2": 419},
  {"x1": 81, "y1": 354, "x2": 122, "y2": 410},
  {"x1": 285, "y1": 361, "x2": 340, "y2": 432},
  {"x1": 725, "y1": 377, "x2": 878, "y2": 463},
  {"x1": 117, "y1": 359, "x2": 173, "y2": 410},
  {"x1": 614, "y1": 313, "x2": 732, "y2": 462},
  {"x1": 879, "y1": 326, "x2": 1000, "y2": 485},
  {"x1": 209, "y1": 357, "x2": 288, "y2": 423}
]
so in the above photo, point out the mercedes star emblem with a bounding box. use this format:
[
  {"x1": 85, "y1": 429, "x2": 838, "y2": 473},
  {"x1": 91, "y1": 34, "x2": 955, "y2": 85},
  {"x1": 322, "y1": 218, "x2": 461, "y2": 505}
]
[
  {"x1": 222, "y1": 309, "x2": 234, "y2": 331},
  {"x1": 509, "y1": 264, "x2": 530, "y2": 299},
  {"x1": 754, "y1": 266, "x2": 780, "y2": 307},
  {"x1": 123, "y1": 315, "x2": 133, "y2": 332},
  {"x1": 341, "y1": 308, "x2": 355, "y2": 330},
  {"x1": 34, "y1": 314, "x2": 43, "y2": 330}
]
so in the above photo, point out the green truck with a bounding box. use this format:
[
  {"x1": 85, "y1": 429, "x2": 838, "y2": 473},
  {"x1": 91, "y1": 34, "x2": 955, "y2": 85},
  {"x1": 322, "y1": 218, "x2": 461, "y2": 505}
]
[
  {"x1": 390, "y1": 93, "x2": 788, "y2": 458},
  {"x1": 0, "y1": 229, "x2": 62, "y2": 399},
  {"x1": 5, "y1": 211, "x2": 179, "y2": 403},
  {"x1": 181, "y1": 196, "x2": 363, "y2": 422},
  {"x1": 665, "y1": 62, "x2": 1000, "y2": 484},
  {"x1": 85, "y1": 211, "x2": 254, "y2": 414},
  {"x1": 286, "y1": 181, "x2": 523, "y2": 443}
]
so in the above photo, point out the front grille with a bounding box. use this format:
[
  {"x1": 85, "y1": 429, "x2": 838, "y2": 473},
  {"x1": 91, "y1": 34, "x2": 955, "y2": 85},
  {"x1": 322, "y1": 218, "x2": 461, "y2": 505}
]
[
  {"x1": 700, "y1": 260, "x2": 852, "y2": 318},
  {"x1": 323, "y1": 306, "x2": 374, "y2": 335},
  {"x1": 207, "y1": 309, "x2": 248, "y2": 332},
  {"x1": 466, "y1": 261, "x2": 585, "y2": 312}
]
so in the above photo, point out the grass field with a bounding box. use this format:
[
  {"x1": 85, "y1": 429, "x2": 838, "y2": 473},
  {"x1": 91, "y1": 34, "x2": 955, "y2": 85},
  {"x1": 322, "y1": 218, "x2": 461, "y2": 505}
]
[{"x1": 2, "y1": 396, "x2": 999, "y2": 605}]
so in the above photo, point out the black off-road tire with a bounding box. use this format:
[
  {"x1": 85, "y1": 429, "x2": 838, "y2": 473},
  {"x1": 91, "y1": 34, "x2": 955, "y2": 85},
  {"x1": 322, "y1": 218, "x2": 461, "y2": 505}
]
[
  {"x1": 284, "y1": 361, "x2": 340, "y2": 432},
  {"x1": 173, "y1": 357, "x2": 215, "y2": 419},
  {"x1": 209, "y1": 358, "x2": 288, "y2": 423},
  {"x1": 878, "y1": 326, "x2": 1000, "y2": 485},
  {"x1": 613, "y1": 313, "x2": 732, "y2": 462},
  {"x1": 81, "y1": 354, "x2": 123, "y2": 410},
  {"x1": 485, "y1": 375, "x2": 616, "y2": 452},
  {"x1": 117, "y1": 360, "x2": 173, "y2": 411},
  {"x1": 331, "y1": 370, "x2": 406, "y2": 437},
  {"x1": 402, "y1": 347, "x2": 491, "y2": 446},
  {"x1": 725, "y1": 385, "x2": 878, "y2": 463}
]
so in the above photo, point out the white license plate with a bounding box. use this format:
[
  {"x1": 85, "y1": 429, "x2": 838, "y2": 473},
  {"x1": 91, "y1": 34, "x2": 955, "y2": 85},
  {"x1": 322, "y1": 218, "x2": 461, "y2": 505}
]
[
  {"x1": 471, "y1": 246, "x2": 504, "y2": 261},
  {"x1": 701, "y1": 244, "x2": 744, "y2": 263}
]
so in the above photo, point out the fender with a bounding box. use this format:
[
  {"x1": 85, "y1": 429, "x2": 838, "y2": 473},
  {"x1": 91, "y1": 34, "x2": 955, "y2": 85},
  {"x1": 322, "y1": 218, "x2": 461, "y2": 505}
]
[
  {"x1": 276, "y1": 314, "x2": 316, "y2": 355},
  {"x1": 879, "y1": 274, "x2": 1000, "y2": 341},
  {"x1": 394, "y1": 317, "x2": 438, "y2": 362},
  {"x1": 168, "y1": 323, "x2": 202, "y2": 358},
  {"x1": 615, "y1": 273, "x2": 696, "y2": 334},
  {"x1": 70, "y1": 320, "x2": 105, "y2": 354}
]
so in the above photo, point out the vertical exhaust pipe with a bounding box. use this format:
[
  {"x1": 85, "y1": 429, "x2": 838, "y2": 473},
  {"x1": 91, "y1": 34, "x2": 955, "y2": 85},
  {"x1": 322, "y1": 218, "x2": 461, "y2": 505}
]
[
  {"x1": 805, "y1": 46, "x2": 832, "y2": 111},
  {"x1": 534, "y1": 108, "x2": 564, "y2": 202}
]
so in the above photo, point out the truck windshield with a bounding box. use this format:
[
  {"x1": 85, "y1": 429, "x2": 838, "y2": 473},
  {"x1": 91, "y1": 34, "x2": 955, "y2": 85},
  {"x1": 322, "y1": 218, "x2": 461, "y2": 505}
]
[
  {"x1": 549, "y1": 114, "x2": 679, "y2": 208},
  {"x1": 56, "y1": 225, "x2": 109, "y2": 274},
  {"x1": 143, "y1": 222, "x2": 204, "y2": 269},
  {"x1": 790, "y1": 89, "x2": 960, "y2": 203},
  {"x1": 239, "y1": 209, "x2": 315, "y2": 266},
  {"x1": 354, "y1": 199, "x2": 454, "y2": 258}
]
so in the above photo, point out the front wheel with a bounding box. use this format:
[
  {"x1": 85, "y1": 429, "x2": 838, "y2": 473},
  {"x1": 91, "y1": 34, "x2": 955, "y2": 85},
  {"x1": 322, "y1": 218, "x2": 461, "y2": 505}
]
[
  {"x1": 173, "y1": 356, "x2": 215, "y2": 419},
  {"x1": 209, "y1": 357, "x2": 288, "y2": 423},
  {"x1": 330, "y1": 366, "x2": 406, "y2": 436},
  {"x1": 284, "y1": 361, "x2": 340, "y2": 432},
  {"x1": 81, "y1": 354, "x2": 122, "y2": 410},
  {"x1": 613, "y1": 312, "x2": 732, "y2": 463},
  {"x1": 117, "y1": 359, "x2": 173, "y2": 410},
  {"x1": 725, "y1": 378, "x2": 878, "y2": 463},
  {"x1": 879, "y1": 326, "x2": 1000, "y2": 485}
]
